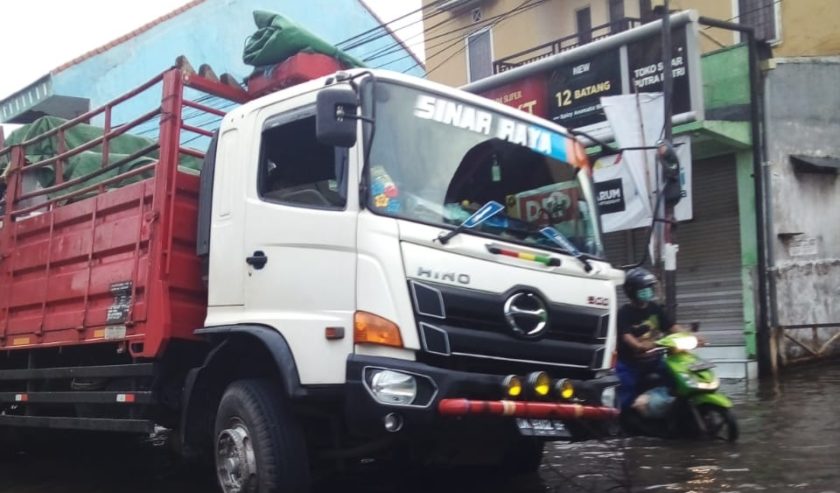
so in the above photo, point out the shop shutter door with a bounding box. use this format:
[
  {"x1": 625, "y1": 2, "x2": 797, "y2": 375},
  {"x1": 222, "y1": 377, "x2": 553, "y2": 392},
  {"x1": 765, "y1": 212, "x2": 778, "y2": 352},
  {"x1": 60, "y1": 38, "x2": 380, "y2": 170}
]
[
  {"x1": 673, "y1": 155, "x2": 744, "y2": 345},
  {"x1": 600, "y1": 155, "x2": 744, "y2": 345}
]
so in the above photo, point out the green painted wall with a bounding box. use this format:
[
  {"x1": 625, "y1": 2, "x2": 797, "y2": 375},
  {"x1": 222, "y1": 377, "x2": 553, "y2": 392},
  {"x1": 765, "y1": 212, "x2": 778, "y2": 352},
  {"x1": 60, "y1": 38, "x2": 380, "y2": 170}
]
[{"x1": 701, "y1": 44, "x2": 751, "y2": 111}]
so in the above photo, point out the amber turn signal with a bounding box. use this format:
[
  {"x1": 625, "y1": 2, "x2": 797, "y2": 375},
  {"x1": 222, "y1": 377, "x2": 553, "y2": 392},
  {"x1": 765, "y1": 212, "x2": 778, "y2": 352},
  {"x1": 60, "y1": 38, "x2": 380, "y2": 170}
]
[{"x1": 353, "y1": 311, "x2": 403, "y2": 348}]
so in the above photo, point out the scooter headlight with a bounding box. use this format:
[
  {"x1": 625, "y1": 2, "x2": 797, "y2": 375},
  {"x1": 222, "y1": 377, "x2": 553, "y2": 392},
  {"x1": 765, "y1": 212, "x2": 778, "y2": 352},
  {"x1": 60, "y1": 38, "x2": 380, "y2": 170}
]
[
  {"x1": 674, "y1": 335, "x2": 698, "y2": 351},
  {"x1": 683, "y1": 374, "x2": 720, "y2": 391}
]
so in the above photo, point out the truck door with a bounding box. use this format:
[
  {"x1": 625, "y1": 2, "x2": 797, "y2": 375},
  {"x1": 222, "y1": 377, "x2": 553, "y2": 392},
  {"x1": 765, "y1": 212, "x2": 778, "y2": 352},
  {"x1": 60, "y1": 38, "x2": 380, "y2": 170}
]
[{"x1": 243, "y1": 103, "x2": 358, "y2": 385}]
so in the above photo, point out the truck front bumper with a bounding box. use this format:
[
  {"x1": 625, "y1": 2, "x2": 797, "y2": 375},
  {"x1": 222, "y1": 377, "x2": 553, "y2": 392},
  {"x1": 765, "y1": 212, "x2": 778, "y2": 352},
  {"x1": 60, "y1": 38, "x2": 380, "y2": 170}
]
[{"x1": 345, "y1": 354, "x2": 619, "y2": 438}]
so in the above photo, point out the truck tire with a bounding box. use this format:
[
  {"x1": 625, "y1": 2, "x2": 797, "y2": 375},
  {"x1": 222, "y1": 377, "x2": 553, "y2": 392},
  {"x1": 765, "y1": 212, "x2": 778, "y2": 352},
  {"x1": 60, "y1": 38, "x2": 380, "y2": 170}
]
[{"x1": 214, "y1": 379, "x2": 310, "y2": 493}]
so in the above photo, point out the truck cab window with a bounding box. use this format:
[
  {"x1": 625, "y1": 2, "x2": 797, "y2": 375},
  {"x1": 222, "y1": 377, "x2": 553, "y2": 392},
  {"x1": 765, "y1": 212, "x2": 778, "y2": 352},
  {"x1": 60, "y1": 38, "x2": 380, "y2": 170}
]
[{"x1": 258, "y1": 115, "x2": 346, "y2": 209}]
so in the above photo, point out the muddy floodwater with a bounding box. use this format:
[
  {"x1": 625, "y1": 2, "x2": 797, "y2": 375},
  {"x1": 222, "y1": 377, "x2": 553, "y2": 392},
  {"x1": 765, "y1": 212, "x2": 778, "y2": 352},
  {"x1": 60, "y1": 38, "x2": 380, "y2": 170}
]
[{"x1": 1, "y1": 362, "x2": 838, "y2": 493}]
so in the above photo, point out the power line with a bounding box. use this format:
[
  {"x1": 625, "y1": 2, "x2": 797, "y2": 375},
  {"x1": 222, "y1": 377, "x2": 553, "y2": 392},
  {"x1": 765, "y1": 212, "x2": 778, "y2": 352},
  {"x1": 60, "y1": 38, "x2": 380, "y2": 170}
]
[
  {"x1": 337, "y1": 0, "x2": 450, "y2": 51},
  {"x1": 363, "y1": 0, "x2": 778, "y2": 71},
  {"x1": 408, "y1": 0, "x2": 537, "y2": 75},
  {"x1": 359, "y1": 0, "x2": 540, "y2": 67},
  {"x1": 337, "y1": 0, "x2": 445, "y2": 47},
  {"x1": 403, "y1": 0, "x2": 539, "y2": 76},
  {"x1": 362, "y1": 0, "x2": 548, "y2": 69},
  {"x1": 364, "y1": 3, "x2": 538, "y2": 64},
  {"x1": 372, "y1": 16, "x2": 498, "y2": 67},
  {"x1": 387, "y1": 0, "x2": 538, "y2": 72},
  {"x1": 341, "y1": 2, "x2": 461, "y2": 68},
  {"x1": 702, "y1": 0, "x2": 782, "y2": 30}
]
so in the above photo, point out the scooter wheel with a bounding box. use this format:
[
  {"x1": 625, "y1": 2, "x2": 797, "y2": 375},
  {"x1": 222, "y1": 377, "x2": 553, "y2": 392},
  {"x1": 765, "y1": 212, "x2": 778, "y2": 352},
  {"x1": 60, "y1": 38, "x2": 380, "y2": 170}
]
[{"x1": 698, "y1": 405, "x2": 739, "y2": 442}]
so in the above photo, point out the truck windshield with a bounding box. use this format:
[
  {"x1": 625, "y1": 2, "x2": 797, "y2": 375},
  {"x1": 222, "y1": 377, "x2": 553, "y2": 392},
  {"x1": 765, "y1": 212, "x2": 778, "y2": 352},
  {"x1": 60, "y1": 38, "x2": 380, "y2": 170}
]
[{"x1": 365, "y1": 81, "x2": 603, "y2": 258}]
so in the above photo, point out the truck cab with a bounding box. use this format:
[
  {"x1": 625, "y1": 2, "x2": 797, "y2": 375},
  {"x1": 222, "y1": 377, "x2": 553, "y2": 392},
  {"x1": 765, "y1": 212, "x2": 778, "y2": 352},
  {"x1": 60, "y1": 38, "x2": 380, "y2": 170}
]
[{"x1": 197, "y1": 68, "x2": 621, "y2": 485}]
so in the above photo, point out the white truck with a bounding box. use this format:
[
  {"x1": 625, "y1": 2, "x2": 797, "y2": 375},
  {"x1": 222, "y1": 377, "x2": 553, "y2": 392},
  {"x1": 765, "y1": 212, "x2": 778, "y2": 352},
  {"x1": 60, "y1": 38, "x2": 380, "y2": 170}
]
[{"x1": 0, "y1": 64, "x2": 621, "y2": 492}]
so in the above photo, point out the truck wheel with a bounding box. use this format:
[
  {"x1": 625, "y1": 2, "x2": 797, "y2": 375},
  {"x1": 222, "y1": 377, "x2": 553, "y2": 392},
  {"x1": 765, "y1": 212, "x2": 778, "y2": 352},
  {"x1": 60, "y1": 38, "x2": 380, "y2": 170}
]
[{"x1": 214, "y1": 379, "x2": 309, "y2": 493}]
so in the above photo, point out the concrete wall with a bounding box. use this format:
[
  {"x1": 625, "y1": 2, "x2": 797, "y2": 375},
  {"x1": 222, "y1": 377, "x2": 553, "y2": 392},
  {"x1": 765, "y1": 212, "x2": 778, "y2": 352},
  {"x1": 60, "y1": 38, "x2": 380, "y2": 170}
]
[
  {"x1": 51, "y1": 0, "x2": 422, "y2": 128},
  {"x1": 772, "y1": 0, "x2": 840, "y2": 57},
  {"x1": 764, "y1": 58, "x2": 840, "y2": 363}
]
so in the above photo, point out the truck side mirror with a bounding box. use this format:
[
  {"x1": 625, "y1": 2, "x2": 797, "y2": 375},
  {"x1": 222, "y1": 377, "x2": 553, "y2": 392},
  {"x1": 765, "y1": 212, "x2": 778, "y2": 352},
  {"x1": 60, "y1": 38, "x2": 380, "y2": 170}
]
[{"x1": 316, "y1": 86, "x2": 358, "y2": 148}]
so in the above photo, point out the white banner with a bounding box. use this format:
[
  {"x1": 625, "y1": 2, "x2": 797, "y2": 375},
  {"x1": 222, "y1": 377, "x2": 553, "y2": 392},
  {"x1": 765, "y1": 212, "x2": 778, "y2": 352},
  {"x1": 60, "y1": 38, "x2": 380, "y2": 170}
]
[{"x1": 593, "y1": 93, "x2": 692, "y2": 234}]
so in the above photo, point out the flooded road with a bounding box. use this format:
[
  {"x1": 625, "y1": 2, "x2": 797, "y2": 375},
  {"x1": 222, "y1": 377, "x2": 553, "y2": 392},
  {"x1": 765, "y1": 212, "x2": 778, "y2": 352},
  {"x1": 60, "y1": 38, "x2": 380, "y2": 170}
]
[{"x1": 1, "y1": 362, "x2": 838, "y2": 493}]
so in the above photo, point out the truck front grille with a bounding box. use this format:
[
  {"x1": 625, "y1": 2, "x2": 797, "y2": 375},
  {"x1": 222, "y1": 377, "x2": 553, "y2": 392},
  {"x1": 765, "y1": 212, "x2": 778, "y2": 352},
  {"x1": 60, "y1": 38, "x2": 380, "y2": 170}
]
[{"x1": 409, "y1": 280, "x2": 609, "y2": 377}]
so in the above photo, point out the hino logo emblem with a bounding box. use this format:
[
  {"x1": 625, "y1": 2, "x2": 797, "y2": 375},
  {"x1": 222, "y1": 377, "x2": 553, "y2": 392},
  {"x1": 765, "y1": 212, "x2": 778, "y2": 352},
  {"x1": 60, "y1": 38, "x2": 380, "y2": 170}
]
[
  {"x1": 503, "y1": 292, "x2": 549, "y2": 337},
  {"x1": 416, "y1": 267, "x2": 471, "y2": 285}
]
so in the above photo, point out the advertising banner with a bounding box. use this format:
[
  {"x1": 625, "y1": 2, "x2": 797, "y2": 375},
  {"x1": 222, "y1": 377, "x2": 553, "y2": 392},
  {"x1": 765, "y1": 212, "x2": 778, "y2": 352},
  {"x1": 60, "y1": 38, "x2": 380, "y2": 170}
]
[
  {"x1": 547, "y1": 48, "x2": 623, "y2": 128},
  {"x1": 626, "y1": 27, "x2": 692, "y2": 116},
  {"x1": 475, "y1": 20, "x2": 703, "y2": 133},
  {"x1": 480, "y1": 73, "x2": 549, "y2": 116}
]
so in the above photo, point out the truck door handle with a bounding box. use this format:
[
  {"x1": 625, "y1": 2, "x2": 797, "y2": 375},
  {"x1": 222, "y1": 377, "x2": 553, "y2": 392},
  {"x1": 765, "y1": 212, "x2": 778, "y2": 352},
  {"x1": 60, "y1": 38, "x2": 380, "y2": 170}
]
[{"x1": 246, "y1": 250, "x2": 268, "y2": 269}]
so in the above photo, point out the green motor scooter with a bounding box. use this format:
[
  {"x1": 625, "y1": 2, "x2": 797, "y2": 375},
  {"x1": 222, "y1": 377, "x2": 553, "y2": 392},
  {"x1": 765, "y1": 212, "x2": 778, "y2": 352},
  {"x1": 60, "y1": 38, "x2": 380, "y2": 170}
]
[{"x1": 621, "y1": 332, "x2": 739, "y2": 442}]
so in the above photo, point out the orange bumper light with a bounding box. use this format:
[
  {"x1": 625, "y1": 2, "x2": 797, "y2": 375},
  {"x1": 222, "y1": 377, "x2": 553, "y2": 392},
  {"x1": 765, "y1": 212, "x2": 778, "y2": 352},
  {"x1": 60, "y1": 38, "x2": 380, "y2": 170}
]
[{"x1": 354, "y1": 311, "x2": 403, "y2": 348}]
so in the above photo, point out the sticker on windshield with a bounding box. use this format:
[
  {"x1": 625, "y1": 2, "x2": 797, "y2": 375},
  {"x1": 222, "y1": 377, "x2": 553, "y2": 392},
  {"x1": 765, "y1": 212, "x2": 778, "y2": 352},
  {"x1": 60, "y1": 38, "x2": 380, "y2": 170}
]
[
  {"x1": 371, "y1": 165, "x2": 401, "y2": 212},
  {"x1": 540, "y1": 227, "x2": 580, "y2": 256},
  {"x1": 462, "y1": 200, "x2": 505, "y2": 229},
  {"x1": 414, "y1": 95, "x2": 568, "y2": 163}
]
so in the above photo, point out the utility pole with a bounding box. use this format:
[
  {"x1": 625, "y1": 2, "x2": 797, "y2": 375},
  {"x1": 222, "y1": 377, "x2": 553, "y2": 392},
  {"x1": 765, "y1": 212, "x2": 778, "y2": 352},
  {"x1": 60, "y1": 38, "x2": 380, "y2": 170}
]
[{"x1": 660, "y1": 0, "x2": 679, "y2": 321}]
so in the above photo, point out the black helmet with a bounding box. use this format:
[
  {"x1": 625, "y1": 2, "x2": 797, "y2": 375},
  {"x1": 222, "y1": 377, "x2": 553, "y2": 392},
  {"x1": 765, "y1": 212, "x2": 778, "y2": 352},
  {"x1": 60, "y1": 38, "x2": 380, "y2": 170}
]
[{"x1": 623, "y1": 267, "x2": 658, "y2": 301}]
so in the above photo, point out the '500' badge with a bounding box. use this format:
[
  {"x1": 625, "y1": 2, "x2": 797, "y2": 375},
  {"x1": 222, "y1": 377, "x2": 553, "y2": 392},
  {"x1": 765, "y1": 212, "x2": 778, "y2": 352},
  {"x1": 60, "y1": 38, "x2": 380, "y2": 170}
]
[{"x1": 587, "y1": 296, "x2": 609, "y2": 307}]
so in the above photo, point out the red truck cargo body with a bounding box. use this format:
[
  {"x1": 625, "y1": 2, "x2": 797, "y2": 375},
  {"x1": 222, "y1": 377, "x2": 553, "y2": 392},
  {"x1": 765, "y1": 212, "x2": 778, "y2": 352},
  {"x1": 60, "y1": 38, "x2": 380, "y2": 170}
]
[{"x1": 0, "y1": 69, "x2": 248, "y2": 358}]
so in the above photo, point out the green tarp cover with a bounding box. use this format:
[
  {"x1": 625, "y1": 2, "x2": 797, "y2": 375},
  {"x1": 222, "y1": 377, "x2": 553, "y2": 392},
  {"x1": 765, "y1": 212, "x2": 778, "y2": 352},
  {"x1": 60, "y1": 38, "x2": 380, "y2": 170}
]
[
  {"x1": 0, "y1": 116, "x2": 201, "y2": 200},
  {"x1": 243, "y1": 10, "x2": 365, "y2": 68}
]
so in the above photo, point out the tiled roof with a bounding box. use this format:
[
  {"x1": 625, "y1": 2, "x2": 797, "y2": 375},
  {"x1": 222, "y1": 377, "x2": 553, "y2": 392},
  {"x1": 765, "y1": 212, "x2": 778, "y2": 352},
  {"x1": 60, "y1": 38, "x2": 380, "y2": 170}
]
[{"x1": 51, "y1": 0, "x2": 206, "y2": 74}]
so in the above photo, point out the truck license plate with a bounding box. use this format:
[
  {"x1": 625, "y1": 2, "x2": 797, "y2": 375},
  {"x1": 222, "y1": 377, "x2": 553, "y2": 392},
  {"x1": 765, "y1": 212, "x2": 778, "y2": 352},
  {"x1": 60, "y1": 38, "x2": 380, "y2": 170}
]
[{"x1": 515, "y1": 418, "x2": 570, "y2": 438}]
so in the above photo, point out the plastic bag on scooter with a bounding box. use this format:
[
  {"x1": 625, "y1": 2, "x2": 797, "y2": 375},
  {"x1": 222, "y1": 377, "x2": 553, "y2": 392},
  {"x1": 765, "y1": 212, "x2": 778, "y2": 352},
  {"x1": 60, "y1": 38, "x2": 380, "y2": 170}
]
[{"x1": 631, "y1": 387, "x2": 674, "y2": 418}]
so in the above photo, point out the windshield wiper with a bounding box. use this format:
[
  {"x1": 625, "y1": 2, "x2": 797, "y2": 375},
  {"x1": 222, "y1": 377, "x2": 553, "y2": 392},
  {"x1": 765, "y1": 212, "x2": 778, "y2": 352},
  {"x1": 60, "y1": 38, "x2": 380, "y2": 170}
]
[
  {"x1": 539, "y1": 227, "x2": 593, "y2": 272},
  {"x1": 436, "y1": 200, "x2": 505, "y2": 245}
]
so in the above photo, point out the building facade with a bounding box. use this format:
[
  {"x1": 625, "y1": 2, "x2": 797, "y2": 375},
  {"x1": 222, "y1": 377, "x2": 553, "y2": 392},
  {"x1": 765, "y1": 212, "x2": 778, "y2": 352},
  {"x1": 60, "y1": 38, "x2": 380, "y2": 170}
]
[
  {"x1": 422, "y1": 0, "x2": 838, "y2": 87},
  {"x1": 0, "y1": 0, "x2": 424, "y2": 128},
  {"x1": 422, "y1": 0, "x2": 840, "y2": 375}
]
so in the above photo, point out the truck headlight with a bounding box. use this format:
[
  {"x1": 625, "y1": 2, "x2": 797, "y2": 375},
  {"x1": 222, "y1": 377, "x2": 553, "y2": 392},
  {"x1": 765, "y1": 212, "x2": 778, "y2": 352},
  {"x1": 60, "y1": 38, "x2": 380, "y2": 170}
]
[{"x1": 369, "y1": 370, "x2": 418, "y2": 405}]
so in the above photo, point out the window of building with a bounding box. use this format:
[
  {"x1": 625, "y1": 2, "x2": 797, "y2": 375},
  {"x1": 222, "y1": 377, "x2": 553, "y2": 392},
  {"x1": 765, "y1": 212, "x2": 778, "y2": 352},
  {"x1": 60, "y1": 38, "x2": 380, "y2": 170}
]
[
  {"x1": 577, "y1": 7, "x2": 592, "y2": 44},
  {"x1": 466, "y1": 27, "x2": 493, "y2": 82},
  {"x1": 738, "y1": 0, "x2": 780, "y2": 43},
  {"x1": 258, "y1": 114, "x2": 347, "y2": 209},
  {"x1": 609, "y1": 0, "x2": 628, "y2": 32}
]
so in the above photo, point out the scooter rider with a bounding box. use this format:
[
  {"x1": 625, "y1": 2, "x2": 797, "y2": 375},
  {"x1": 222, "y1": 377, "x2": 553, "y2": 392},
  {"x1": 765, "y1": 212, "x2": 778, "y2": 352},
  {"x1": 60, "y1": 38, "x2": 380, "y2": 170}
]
[{"x1": 615, "y1": 268, "x2": 681, "y2": 410}]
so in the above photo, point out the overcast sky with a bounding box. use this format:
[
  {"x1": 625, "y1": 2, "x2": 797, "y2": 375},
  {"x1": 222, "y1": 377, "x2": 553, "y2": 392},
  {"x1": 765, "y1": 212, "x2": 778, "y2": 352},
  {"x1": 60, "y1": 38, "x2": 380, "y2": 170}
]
[{"x1": 0, "y1": 0, "x2": 423, "y2": 133}]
